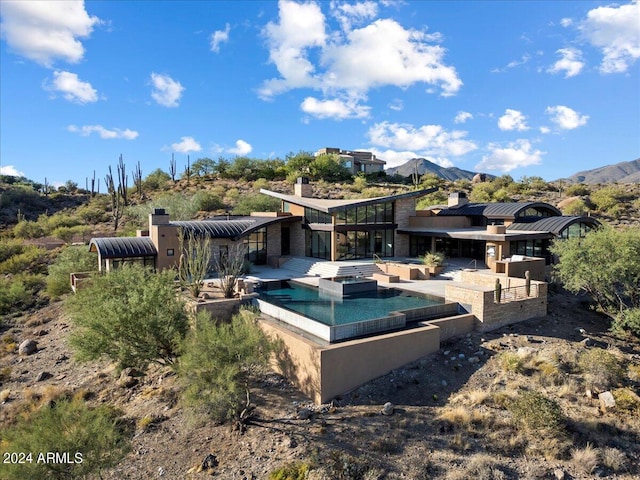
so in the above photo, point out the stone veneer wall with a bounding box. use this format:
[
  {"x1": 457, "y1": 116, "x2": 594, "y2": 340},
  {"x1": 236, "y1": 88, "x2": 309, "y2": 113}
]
[
  {"x1": 444, "y1": 282, "x2": 547, "y2": 332},
  {"x1": 394, "y1": 197, "x2": 417, "y2": 257}
]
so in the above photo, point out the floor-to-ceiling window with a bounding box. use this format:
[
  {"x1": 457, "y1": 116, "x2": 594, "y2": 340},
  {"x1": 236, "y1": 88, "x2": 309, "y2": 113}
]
[
  {"x1": 245, "y1": 228, "x2": 267, "y2": 264},
  {"x1": 306, "y1": 230, "x2": 331, "y2": 260}
]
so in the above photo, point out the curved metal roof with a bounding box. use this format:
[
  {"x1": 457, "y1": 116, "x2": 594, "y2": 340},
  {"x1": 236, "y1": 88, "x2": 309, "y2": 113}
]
[
  {"x1": 437, "y1": 202, "x2": 561, "y2": 218},
  {"x1": 172, "y1": 215, "x2": 301, "y2": 240},
  {"x1": 172, "y1": 220, "x2": 254, "y2": 239},
  {"x1": 507, "y1": 216, "x2": 600, "y2": 235},
  {"x1": 89, "y1": 237, "x2": 157, "y2": 259}
]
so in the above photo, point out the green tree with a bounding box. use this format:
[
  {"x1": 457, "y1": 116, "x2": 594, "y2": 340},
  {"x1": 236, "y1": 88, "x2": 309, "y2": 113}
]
[
  {"x1": 551, "y1": 227, "x2": 640, "y2": 336},
  {"x1": 142, "y1": 168, "x2": 171, "y2": 190},
  {"x1": 309, "y1": 153, "x2": 352, "y2": 181},
  {"x1": 285, "y1": 150, "x2": 314, "y2": 176},
  {"x1": 0, "y1": 398, "x2": 130, "y2": 480},
  {"x1": 178, "y1": 309, "x2": 274, "y2": 425},
  {"x1": 66, "y1": 265, "x2": 189, "y2": 370},
  {"x1": 233, "y1": 193, "x2": 280, "y2": 215},
  {"x1": 46, "y1": 245, "x2": 97, "y2": 298},
  {"x1": 191, "y1": 157, "x2": 216, "y2": 177}
]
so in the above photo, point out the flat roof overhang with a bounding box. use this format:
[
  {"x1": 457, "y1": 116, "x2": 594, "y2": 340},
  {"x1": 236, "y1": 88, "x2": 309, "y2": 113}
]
[
  {"x1": 304, "y1": 223, "x2": 398, "y2": 232},
  {"x1": 397, "y1": 227, "x2": 554, "y2": 242},
  {"x1": 260, "y1": 187, "x2": 437, "y2": 214}
]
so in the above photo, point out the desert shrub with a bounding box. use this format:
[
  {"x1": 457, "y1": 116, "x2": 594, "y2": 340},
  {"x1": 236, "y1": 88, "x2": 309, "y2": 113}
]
[
  {"x1": 612, "y1": 308, "x2": 640, "y2": 338},
  {"x1": 13, "y1": 220, "x2": 45, "y2": 239},
  {"x1": 66, "y1": 265, "x2": 188, "y2": 370},
  {"x1": 269, "y1": 461, "x2": 312, "y2": 480},
  {"x1": 127, "y1": 192, "x2": 198, "y2": 224},
  {"x1": 562, "y1": 198, "x2": 589, "y2": 216},
  {"x1": 565, "y1": 183, "x2": 590, "y2": 196},
  {"x1": 232, "y1": 193, "x2": 280, "y2": 215},
  {"x1": 0, "y1": 398, "x2": 129, "y2": 479},
  {"x1": 178, "y1": 310, "x2": 274, "y2": 424},
  {"x1": 0, "y1": 274, "x2": 45, "y2": 315},
  {"x1": 253, "y1": 177, "x2": 270, "y2": 190},
  {"x1": 571, "y1": 443, "x2": 599, "y2": 475},
  {"x1": 590, "y1": 185, "x2": 627, "y2": 212},
  {"x1": 600, "y1": 447, "x2": 627, "y2": 472},
  {"x1": 446, "y1": 454, "x2": 507, "y2": 480},
  {"x1": 75, "y1": 202, "x2": 110, "y2": 224},
  {"x1": 469, "y1": 182, "x2": 495, "y2": 203},
  {"x1": 507, "y1": 390, "x2": 564, "y2": 433},
  {"x1": 51, "y1": 225, "x2": 92, "y2": 244},
  {"x1": 0, "y1": 245, "x2": 48, "y2": 275},
  {"x1": 577, "y1": 348, "x2": 625, "y2": 390},
  {"x1": 193, "y1": 191, "x2": 224, "y2": 212},
  {"x1": 46, "y1": 245, "x2": 97, "y2": 298},
  {"x1": 497, "y1": 351, "x2": 525, "y2": 374},
  {"x1": 0, "y1": 238, "x2": 24, "y2": 263},
  {"x1": 416, "y1": 191, "x2": 448, "y2": 209},
  {"x1": 612, "y1": 388, "x2": 640, "y2": 414},
  {"x1": 38, "y1": 213, "x2": 82, "y2": 233},
  {"x1": 350, "y1": 175, "x2": 368, "y2": 192}
]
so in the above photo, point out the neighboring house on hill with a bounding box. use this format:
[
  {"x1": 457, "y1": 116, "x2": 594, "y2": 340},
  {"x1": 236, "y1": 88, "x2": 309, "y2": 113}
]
[{"x1": 315, "y1": 147, "x2": 386, "y2": 175}]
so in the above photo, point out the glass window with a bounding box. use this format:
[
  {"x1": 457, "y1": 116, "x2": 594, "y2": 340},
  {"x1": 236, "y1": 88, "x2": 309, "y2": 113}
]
[{"x1": 167, "y1": 249, "x2": 174, "y2": 256}]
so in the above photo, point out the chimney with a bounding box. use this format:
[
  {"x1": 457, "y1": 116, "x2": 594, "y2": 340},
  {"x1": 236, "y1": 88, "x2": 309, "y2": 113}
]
[
  {"x1": 294, "y1": 177, "x2": 312, "y2": 197},
  {"x1": 149, "y1": 208, "x2": 170, "y2": 226},
  {"x1": 448, "y1": 192, "x2": 469, "y2": 208}
]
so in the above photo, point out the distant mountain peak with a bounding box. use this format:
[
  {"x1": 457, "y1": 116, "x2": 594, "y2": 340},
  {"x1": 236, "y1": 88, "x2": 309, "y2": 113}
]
[
  {"x1": 563, "y1": 158, "x2": 640, "y2": 184},
  {"x1": 385, "y1": 157, "x2": 492, "y2": 182}
]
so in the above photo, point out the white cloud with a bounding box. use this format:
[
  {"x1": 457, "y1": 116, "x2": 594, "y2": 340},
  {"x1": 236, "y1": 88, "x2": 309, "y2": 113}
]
[
  {"x1": 260, "y1": 0, "x2": 462, "y2": 107},
  {"x1": 454, "y1": 111, "x2": 473, "y2": 124},
  {"x1": 545, "y1": 105, "x2": 589, "y2": 130},
  {"x1": 547, "y1": 48, "x2": 584, "y2": 78},
  {"x1": 492, "y1": 54, "x2": 531, "y2": 73},
  {"x1": 475, "y1": 139, "x2": 544, "y2": 173},
  {"x1": 0, "y1": 165, "x2": 25, "y2": 177},
  {"x1": 560, "y1": 18, "x2": 573, "y2": 27},
  {"x1": 228, "y1": 139, "x2": 253, "y2": 156},
  {"x1": 498, "y1": 109, "x2": 529, "y2": 131},
  {"x1": 0, "y1": 0, "x2": 100, "y2": 67},
  {"x1": 150, "y1": 73, "x2": 184, "y2": 107},
  {"x1": 367, "y1": 121, "x2": 477, "y2": 166},
  {"x1": 539, "y1": 126, "x2": 551, "y2": 134},
  {"x1": 330, "y1": 0, "x2": 378, "y2": 31},
  {"x1": 301, "y1": 96, "x2": 370, "y2": 119},
  {"x1": 389, "y1": 99, "x2": 403, "y2": 111},
  {"x1": 210, "y1": 23, "x2": 230, "y2": 52},
  {"x1": 67, "y1": 124, "x2": 139, "y2": 139},
  {"x1": 579, "y1": 0, "x2": 640, "y2": 73},
  {"x1": 45, "y1": 70, "x2": 98, "y2": 103},
  {"x1": 170, "y1": 136, "x2": 202, "y2": 153}
]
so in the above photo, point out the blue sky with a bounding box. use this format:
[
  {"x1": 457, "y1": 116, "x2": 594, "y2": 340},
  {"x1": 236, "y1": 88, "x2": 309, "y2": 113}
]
[{"x1": 1, "y1": 0, "x2": 638, "y2": 187}]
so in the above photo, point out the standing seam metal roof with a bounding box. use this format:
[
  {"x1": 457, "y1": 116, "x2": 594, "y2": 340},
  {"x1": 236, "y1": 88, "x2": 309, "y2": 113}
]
[
  {"x1": 171, "y1": 215, "x2": 301, "y2": 240},
  {"x1": 437, "y1": 202, "x2": 561, "y2": 218},
  {"x1": 507, "y1": 216, "x2": 600, "y2": 235},
  {"x1": 89, "y1": 237, "x2": 157, "y2": 259}
]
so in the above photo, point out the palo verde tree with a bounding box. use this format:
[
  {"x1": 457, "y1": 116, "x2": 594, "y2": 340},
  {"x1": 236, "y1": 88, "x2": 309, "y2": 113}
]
[
  {"x1": 177, "y1": 227, "x2": 212, "y2": 299},
  {"x1": 66, "y1": 264, "x2": 189, "y2": 371},
  {"x1": 551, "y1": 226, "x2": 640, "y2": 337},
  {"x1": 178, "y1": 309, "x2": 274, "y2": 427}
]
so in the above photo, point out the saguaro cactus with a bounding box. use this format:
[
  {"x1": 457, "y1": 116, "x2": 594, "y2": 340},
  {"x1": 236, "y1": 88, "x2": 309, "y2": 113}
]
[{"x1": 495, "y1": 278, "x2": 502, "y2": 303}]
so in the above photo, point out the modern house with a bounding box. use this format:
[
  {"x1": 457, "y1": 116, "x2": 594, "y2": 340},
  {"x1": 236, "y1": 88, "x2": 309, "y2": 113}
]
[
  {"x1": 315, "y1": 147, "x2": 386, "y2": 175},
  {"x1": 87, "y1": 184, "x2": 598, "y2": 275}
]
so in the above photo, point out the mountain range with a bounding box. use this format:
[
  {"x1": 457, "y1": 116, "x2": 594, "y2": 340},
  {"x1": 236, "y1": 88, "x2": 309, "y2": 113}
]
[
  {"x1": 562, "y1": 158, "x2": 640, "y2": 184},
  {"x1": 385, "y1": 158, "x2": 492, "y2": 181},
  {"x1": 385, "y1": 157, "x2": 640, "y2": 184}
]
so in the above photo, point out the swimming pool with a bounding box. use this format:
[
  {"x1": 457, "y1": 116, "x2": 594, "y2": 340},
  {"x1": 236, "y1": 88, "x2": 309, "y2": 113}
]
[{"x1": 254, "y1": 280, "x2": 448, "y2": 342}]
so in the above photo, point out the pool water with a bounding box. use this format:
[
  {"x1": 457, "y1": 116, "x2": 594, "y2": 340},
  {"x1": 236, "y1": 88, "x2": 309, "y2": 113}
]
[{"x1": 256, "y1": 280, "x2": 442, "y2": 326}]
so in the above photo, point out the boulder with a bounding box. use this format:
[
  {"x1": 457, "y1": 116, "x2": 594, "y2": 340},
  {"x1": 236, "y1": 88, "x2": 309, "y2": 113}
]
[
  {"x1": 381, "y1": 402, "x2": 394, "y2": 416},
  {"x1": 19, "y1": 339, "x2": 38, "y2": 356},
  {"x1": 35, "y1": 371, "x2": 52, "y2": 382},
  {"x1": 598, "y1": 391, "x2": 616, "y2": 410}
]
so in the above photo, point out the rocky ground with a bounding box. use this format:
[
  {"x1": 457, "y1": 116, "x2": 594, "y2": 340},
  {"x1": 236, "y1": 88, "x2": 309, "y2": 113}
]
[{"x1": 1, "y1": 289, "x2": 639, "y2": 480}]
